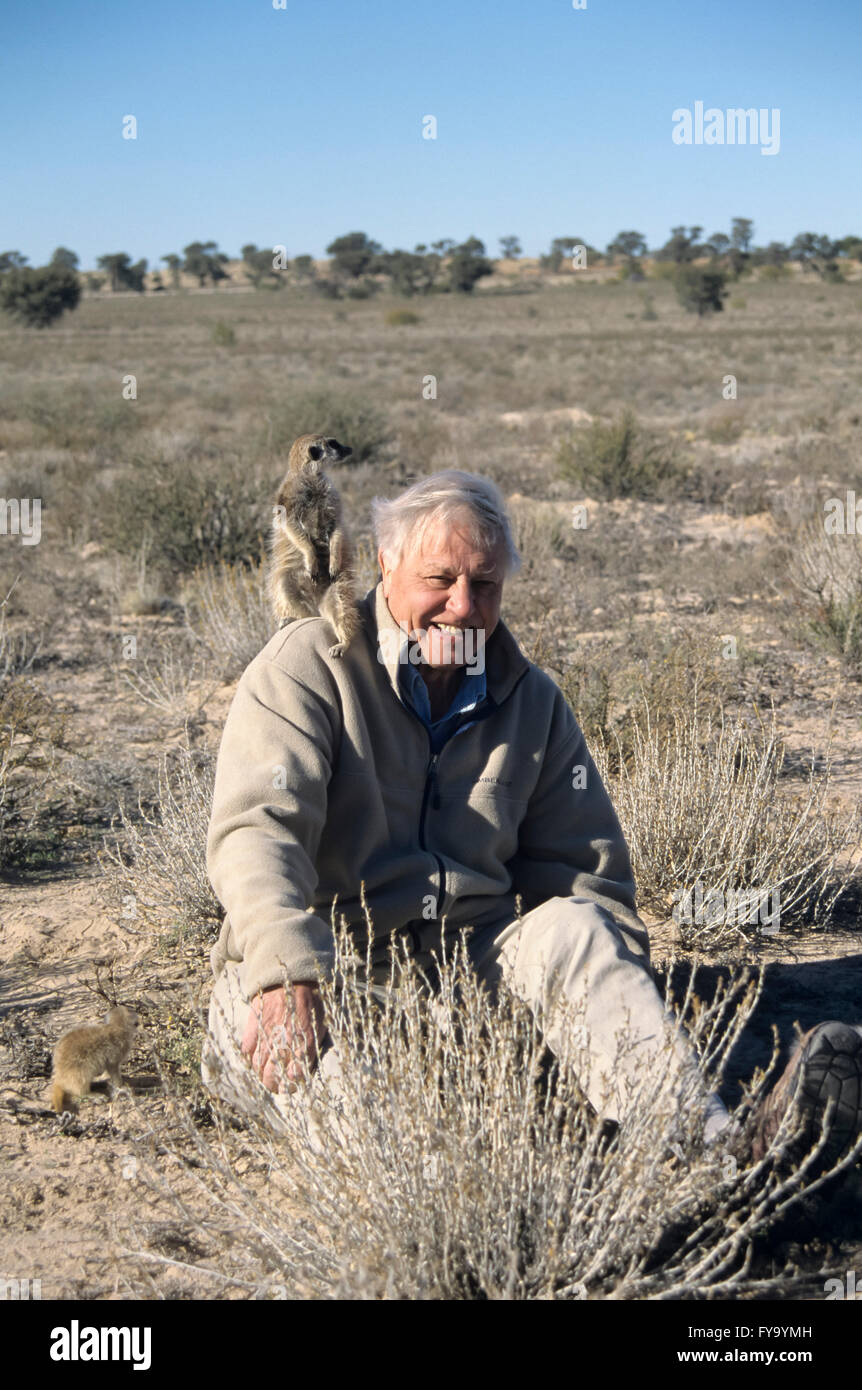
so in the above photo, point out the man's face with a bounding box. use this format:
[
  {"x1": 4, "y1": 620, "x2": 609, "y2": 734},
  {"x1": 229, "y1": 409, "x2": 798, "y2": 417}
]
[{"x1": 378, "y1": 513, "x2": 507, "y2": 669}]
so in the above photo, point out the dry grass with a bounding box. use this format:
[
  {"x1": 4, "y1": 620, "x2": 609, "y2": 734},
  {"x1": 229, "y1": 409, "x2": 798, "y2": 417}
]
[
  {"x1": 114, "y1": 635, "x2": 219, "y2": 724},
  {"x1": 182, "y1": 560, "x2": 274, "y2": 677},
  {"x1": 0, "y1": 579, "x2": 45, "y2": 682},
  {"x1": 100, "y1": 746, "x2": 221, "y2": 939},
  {"x1": 594, "y1": 693, "x2": 861, "y2": 947},
  {"x1": 549, "y1": 624, "x2": 747, "y2": 762},
  {"x1": 116, "y1": 918, "x2": 862, "y2": 1301},
  {"x1": 0, "y1": 583, "x2": 66, "y2": 870},
  {"x1": 506, "y1": 499, "x2": 570, "y2": 575}
]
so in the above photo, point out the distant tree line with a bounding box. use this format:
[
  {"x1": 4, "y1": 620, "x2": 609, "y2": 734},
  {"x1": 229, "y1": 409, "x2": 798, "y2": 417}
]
[
  {"x1": 1, "y1": 222, "x2": 860, "y2": 326},
  {"x1": 601, "y1": 219, "x2": 861, "y2": 314}
]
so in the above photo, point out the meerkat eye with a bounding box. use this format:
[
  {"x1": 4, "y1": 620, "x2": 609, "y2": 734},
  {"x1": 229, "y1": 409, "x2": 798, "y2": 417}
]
[{"x1": 308, "y1": 445, "x2": 323, "y2": 460}]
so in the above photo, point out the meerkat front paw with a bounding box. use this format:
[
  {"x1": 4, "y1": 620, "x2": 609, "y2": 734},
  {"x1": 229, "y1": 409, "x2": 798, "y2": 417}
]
[{"x1": 328, "y1": 641, "x2": 347, "y2": 658}]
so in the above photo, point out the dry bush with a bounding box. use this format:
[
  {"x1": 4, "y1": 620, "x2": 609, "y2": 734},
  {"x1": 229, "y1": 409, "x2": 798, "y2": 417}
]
[
  {"x1": 788, "y1": 513, "x2": 862, "y2": 666},
  {"x1": 182, "y1": 560, "x2": 274, "y2": 676},
  {"x1": 0, "y1": 680, "x2": 55, "y2": 870},
  {"x1": 554, "y1": 647, "x2": 618, "y2": 749},
  {"x1": 700, "y1": 409, "x2": 747, "y2": 445},
  {"x1": 117, "y1": 919, "x2": 862, "y2": 1300},
  {"x1": 258, "y1": 388, "x2": 393, "y2": 465},
  {"x1": 632, "y1": 628, "x2": 753, "y2": 723},
  {"x1": 97, "y1": 450, "x2": 270, "y2": 577},
  {"x1": 0, "y1": 684, "x2": 64, "y2": 871},
  {"x1": 211, "y1": 320, "x2": 236, "y2": 348},
  {"x1": 108, "y1": 533, "x2": 170, "y2": 617},
  {"x1": 15, "y1": 383, "x2": 140, "y2": 451},
  {"x1": 391, "y1": 413, "x2": 453, "y2": 474},
  {"x1": 114, "y1": 634, "x2": 219, "y2": 724},
  {"x1": 384, "y1": 308, "x2": 421, "y2": 327},
  {"x1": 506, "y1": 499, "x2": 570, "y2": 576},
  {"x1": 101, "y1": 746, "x2": 221, "y2": 938},
  {"x1": 678, "y1": 449, "x2": 774, "y2": 514},
  {"x1": 556, "y1": 626, "x2": 744, "y2": 764},
  {"x1": 555, "y1": 409, "x2": 689, "y2": 501},
  {"x1": 594, "y1": 694, "x2": 861, "y2": 946},
  {"x1": 0, "y1": 581, "x2": 45, "y2": 683}
]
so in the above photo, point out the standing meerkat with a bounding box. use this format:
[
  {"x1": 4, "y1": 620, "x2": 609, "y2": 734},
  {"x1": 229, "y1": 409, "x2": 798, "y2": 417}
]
[
  {"x1": 268, "y1": 433, "x2": 361, "y2": 658},
  {"x1": 50, "y1": 1005, "x2": 138, "y2": 1115}
]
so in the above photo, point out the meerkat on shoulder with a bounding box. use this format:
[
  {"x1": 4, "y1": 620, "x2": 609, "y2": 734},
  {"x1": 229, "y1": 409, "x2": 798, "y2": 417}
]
[{"x1": 268, "y1": 433, "x2": 361, "y2": 658}]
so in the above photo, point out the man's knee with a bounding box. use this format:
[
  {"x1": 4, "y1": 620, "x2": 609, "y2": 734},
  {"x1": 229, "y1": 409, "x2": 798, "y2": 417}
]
[
  {"x1": 519, "y1": 894, "x2": 629, "y2": 955},
  {"x1": 502, "y1": 896, "x2": 650, "y2": 997}
]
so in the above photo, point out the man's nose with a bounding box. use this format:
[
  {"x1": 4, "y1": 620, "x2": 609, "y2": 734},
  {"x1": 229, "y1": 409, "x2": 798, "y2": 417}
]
[{"x1": 447, "y1": 578, "x2": 473, "y2": 618}]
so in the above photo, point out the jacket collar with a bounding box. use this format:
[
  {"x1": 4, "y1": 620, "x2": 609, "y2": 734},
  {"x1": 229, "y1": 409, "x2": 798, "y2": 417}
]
[{"x1": 361, "y1": 582, "x2": 531, "y2": 707}]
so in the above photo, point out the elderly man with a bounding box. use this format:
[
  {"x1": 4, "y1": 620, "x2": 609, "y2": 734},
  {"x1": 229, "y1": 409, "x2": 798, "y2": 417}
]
[{"x1": 202, "y1": 470, "x2": 862, "y2": 1171}]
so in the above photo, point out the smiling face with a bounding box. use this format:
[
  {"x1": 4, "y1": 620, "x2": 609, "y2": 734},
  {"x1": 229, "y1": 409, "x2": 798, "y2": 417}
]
[{"x1": 378, "y1": 511, "x2": 507, "y2": 673}]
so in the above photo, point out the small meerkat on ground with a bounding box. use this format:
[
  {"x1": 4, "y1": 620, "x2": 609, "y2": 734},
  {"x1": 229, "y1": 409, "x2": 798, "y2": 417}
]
[
  {"x1": 268, "y1": 433, "x2": 361, "y2": 658},
  {"x1": 50, "y1": 1005, "x2": 138, "y2": 1115}
]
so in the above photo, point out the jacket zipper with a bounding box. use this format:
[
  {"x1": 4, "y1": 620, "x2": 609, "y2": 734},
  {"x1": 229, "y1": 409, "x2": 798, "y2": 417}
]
[
  {"x1": 401, "y1": 667, "x2": 531, "y2": 924},
  {"x1": 418, "y1": 747, "x2": 446, "y2": 918}
]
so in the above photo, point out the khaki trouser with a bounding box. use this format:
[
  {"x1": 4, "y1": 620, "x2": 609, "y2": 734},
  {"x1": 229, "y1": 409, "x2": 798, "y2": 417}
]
[{"x1": 201, "y1": 895, "x2": 724, "y2": 1145}]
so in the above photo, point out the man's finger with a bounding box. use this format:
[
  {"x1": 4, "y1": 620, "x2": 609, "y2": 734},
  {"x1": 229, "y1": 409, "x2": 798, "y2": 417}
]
[
  {"x1": 240, "y1": 1011, "x2": 259, "y2": 1059},
  {"x1": 288, "y1": 1031, "x2": 319, "y2": 1084}
]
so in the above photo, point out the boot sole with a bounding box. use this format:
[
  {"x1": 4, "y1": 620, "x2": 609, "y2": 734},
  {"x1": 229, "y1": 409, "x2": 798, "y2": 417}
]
[{"x1": 785, "y1": 1021, "x2": 862, "y2": 1173}]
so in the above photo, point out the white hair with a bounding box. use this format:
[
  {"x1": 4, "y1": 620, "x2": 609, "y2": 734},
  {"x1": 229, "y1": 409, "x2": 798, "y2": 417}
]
[{"x1": 371, "y1": 469, "x2": 521, "y2": 575}]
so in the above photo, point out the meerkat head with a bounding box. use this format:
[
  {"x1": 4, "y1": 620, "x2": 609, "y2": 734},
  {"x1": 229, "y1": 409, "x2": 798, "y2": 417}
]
[
  {"x1": 108, "y1": 1005, "x2": 139, "y2": 1030},
  {"x1": 289, "y1": 433, "x2": 353, "y2": 474}
]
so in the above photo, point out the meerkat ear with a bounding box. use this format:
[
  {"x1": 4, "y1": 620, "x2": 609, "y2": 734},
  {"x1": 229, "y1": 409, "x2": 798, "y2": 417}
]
[{"x1": 308, "y1": 445, "x2": 323, "y2": 461}]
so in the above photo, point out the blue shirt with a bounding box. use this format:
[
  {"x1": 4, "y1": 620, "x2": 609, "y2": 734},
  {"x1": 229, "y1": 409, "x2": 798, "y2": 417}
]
[{"x1": 398, "y1": 647, "x2": 489, "y2": 754}]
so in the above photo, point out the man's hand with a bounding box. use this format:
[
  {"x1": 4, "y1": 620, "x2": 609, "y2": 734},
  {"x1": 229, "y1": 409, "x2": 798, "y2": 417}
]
[{"x1": 241, "y1": 981, "x2": 329, "y2": 1092}]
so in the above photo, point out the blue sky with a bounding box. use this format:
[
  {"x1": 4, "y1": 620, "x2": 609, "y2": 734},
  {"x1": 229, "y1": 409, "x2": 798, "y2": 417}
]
[{"x1": 1, "y1": 0, "x2": 859, "y2": 269}]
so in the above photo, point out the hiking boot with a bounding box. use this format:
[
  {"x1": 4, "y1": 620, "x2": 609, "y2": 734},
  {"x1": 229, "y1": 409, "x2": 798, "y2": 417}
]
[{"x1": 742, "y1": 1021, "x2": 862, "y2": 1175}]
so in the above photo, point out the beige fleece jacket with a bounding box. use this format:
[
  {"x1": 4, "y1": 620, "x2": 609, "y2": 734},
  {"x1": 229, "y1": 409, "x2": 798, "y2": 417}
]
[{"x1": 206, "y1": 583, "x2": 650, "y2": 999}]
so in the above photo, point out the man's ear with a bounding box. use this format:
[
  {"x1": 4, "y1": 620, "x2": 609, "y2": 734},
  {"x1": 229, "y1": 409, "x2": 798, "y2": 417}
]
[{"x1": 377, "y1": 547, "x2": 390, "y2": 594}]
